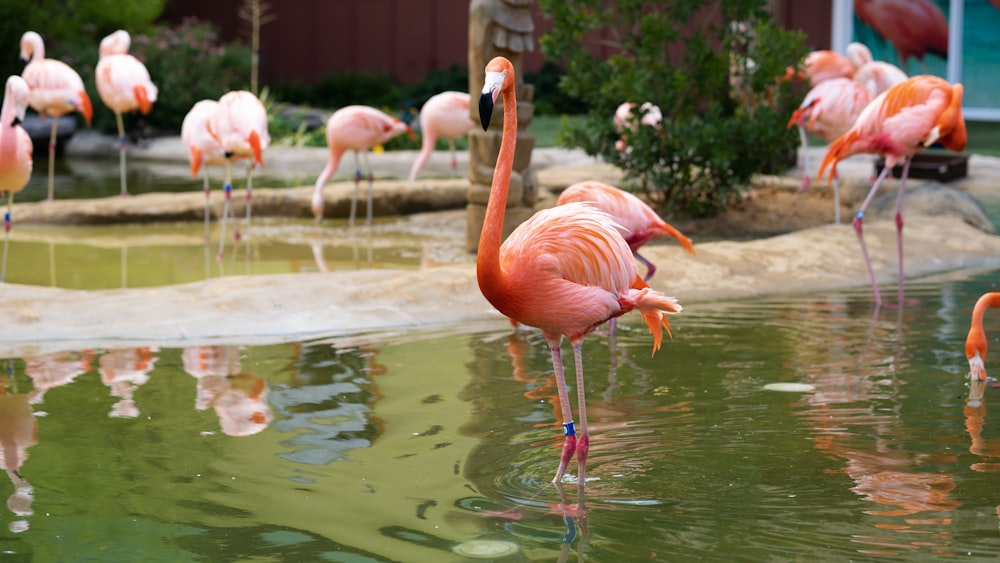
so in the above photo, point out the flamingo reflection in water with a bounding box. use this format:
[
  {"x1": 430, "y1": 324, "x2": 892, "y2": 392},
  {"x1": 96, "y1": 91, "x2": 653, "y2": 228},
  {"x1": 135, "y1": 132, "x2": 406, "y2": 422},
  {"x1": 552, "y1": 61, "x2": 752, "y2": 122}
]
[
  {"x1": 24, "y1": 350, "x2": 94, "y2": 406},
  {"x1": 98, "y1": 347, "x2": 158, "y2": 418},
  {"x1": 182, "y1": 345, "x2": 272, "y2": 437},
  {"x1": 0, "y1": 369, "x2": 38, "y2": 533},
  {"x1": 791, "y1": 304, "x2": 962, "y2": 552}
]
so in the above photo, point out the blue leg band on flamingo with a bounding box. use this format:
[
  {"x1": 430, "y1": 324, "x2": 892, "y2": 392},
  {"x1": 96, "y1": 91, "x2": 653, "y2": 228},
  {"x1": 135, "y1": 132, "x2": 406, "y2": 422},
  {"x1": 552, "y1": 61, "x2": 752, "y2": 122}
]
[{"x1": 563, "y1": 421, "x2": 576, "y2": 437}]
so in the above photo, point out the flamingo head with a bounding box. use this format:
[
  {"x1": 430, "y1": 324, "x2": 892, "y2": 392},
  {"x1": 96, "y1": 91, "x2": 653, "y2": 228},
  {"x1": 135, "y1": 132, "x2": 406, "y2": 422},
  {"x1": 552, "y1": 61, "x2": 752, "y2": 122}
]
[
  {"x1": 967, "y1": 324, "x2": 989, "y2": 381},
  {"x1": 479, "y1": 56, "x2": 514, "y2": 130},
  {"x1": 5, "y1": 76, "x2": 30, "y2": 125},
  {"x1": 19, "y1": 31, "x2": 43, "y2": 63},
  {"x1": 311, "y1": 189, "x2": 325, "y2": 223},
  {"x1": 99, "y1": 30, "x2": 131, "y2": 58}
]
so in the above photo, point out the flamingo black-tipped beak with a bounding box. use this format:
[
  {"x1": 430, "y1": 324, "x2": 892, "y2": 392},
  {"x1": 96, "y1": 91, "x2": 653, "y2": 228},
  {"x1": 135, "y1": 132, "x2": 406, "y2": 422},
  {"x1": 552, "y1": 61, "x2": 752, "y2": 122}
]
[{"x1": 479, "y1": 93, "x2": 493, "y2": 131}]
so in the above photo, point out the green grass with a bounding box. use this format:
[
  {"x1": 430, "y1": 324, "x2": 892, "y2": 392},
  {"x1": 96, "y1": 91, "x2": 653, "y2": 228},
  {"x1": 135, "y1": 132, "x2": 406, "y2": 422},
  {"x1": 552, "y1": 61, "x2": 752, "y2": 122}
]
[{"x1": 527, "y1": 114, "x2": 570, "y2": 148}]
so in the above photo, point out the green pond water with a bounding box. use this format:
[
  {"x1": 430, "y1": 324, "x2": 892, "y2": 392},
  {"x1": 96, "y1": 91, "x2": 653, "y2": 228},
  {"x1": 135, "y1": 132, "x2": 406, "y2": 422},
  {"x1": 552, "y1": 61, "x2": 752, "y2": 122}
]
[{"x1": 4, "y1": 157, "x2": 1000, "y2": 561}]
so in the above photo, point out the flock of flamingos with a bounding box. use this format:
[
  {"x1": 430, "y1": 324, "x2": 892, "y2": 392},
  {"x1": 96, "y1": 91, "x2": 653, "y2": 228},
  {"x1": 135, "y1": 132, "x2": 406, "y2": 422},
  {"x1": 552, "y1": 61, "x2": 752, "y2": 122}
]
[{"x1": 0, "y1": 26, "x2": 997, "y2": 485}]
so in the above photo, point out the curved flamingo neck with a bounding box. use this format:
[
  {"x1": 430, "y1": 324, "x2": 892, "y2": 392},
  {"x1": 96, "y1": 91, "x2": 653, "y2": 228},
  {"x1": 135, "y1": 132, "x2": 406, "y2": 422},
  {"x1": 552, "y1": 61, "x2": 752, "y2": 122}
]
[
  {"x1": 967, "y1": 292, "x2": 1000, "y2": 360},
  {"x1": 476, "y1": 78, "x2": 517, "y2": 293}
]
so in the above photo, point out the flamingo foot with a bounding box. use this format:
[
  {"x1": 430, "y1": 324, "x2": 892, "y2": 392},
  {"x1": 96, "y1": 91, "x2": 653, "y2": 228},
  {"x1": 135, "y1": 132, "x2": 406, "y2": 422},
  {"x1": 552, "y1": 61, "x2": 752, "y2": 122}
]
[
  {"x1": 797, "y1": 175, "x2": 812, "y2": 194},
  {"x1": 552, "y1": 430, "x2": 577, "y2": 484}
]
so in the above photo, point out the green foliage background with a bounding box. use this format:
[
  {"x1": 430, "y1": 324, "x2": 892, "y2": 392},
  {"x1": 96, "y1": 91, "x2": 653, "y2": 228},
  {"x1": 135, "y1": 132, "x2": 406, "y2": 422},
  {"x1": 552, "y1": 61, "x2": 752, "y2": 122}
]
[{"x1": 537, "y1": 0, "x2": 809, "y2": 217}]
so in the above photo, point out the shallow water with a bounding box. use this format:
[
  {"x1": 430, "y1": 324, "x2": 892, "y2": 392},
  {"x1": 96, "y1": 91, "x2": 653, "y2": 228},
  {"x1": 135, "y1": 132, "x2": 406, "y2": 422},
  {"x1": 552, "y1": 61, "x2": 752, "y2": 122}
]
[
  {"x1": 6, "y1": 157, "x2": 1000, "y2": 561},
  {"x1": 4, "y1": 270, "x2": 1000, "y2": 561}
]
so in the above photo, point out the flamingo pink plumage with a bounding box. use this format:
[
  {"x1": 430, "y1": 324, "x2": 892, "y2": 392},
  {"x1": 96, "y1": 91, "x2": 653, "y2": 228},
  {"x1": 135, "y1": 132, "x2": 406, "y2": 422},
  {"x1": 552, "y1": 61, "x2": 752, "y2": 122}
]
[
  {"x1": 854, "y1": 0, "x2": 948, "y2": 73},
  {"x1": 818, "y1": 75, "x2": 966, "y2": 308},
  {"x1": 556, "y1": 180, "x2": 695, "y2": 281},
  {"x1": 181, "y1": 99, "x2": 225, "y2": 241},
  {"x1": 477, "y1": 56, "x2": 682, "y2": 485},
  {"x1": 19, "y1": 31, "x2": 93, "y2": 202},
  {"x1": 0, "y1": 76, "x2": 33, "y2": 283},
  {"x1": 787, "y1": 77, "x2": 873, "y2": 222},
  {"x1": 407, "y1": 91, "x2": 473, "y2": 181},
  {"x1": 95, "y1": 29, "x2": 158, "y2": 197},
  {"x1": 209, "y1": 90, "x2": 269, "y2": 260},
  {"x1": 311, "y1": 105, "x2": 415, "y2": 225},
  {"x1": 966, "y1": 293, "x2": 1000, "y2": 382}
]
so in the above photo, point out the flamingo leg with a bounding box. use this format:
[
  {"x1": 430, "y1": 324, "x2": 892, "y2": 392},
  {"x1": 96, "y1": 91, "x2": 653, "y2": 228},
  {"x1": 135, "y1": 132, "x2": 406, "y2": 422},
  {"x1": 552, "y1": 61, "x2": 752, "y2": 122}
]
[
  {"x1": 2, "y1": 192, "x2": 13, "y2": 283},
  {"x1": 832, "y1": 173, "x2": 842, "y2": 225},
  {"x1": 893, "y1": 157, "x2": 912, "y2": 307},
  {"x1": 349, "y1": 151, "x2": 361, "y2": 228},
  {"x1": 217, "y1": 160, "x2": 233, "y2": 262},
  {"x1": 363, "y1": 151, "x2": 374, "y2": 226},
  {"x1": 116, "y1": 112, "x2": 128, "y2": 197},
  {"x1": 635, "y1": 252, "x2": 655, "y2": 281},
  {"x1": 46, "y1": 118, "x2": 57, "y2": 202},
  {"x1": 448, "y1": 138, "x2": 457, "y2": 175},
  {"x1": 852, "y1": 164, "x2": 894, "y2": 308},
  {"x1": 571, "y1": 342, "x2": 590, "y2": 486},
  {"x1": 796, "y1": 125, "x2": 811, "y2": 193},
  {"x1": 202, "y1": 172, "x2": 211, "y2": 243},
  {"x1": 549, "y1": 340, "x2": 577, "y2": 484},
  {"x1": 242, "y1": 163, "x2": 254, "y2": 260}
]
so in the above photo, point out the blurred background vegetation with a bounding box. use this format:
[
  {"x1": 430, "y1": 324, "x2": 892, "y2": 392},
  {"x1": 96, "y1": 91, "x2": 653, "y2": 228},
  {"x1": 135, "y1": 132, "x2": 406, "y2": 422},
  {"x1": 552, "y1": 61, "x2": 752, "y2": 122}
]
[
  {"x1": 1, "y1": 0, "x2": 995, "y2": 193},
  {"x1": 0, "y1": 0, "x2": 582, "y2": 154}
]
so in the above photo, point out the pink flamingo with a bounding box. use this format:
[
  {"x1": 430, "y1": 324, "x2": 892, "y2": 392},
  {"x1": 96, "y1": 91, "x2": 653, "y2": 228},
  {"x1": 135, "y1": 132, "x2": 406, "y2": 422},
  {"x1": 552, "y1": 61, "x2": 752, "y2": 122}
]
[
  {"x1": 210, "y1": 90, "x2": 269, "y2": 260},
  {"x1": 854, "y1": 0, "x2": 948, "y2": 73},
  {"x1": 478, "y1": 56, "x2": 682, "y2": 485},
  {"x1": 407, "y1": 91, "x2": 473, "y2": 181},
  {"x1": 19, "y1": 31, "x2": 93, "y2": 202},
  {"x1": 556, "y1": 180, "x2": 695, "y2": 281},
  {"x1": 787, "y1": 77, "x2": 873, "y2": 222},
  {"x1": 181, "y1": 99, "x2": 225, "y2": 241},
  {"x1": 311, "y1": 105, "x2": 415, "y2": 225},
  {"x1": 966, "y1": 293, "x2": 1000, "y2": 382},
  {"x1": 798, "y1": 49, "x2": 855, "y2": 88},
  {"x1": 95, "y1": 29, "x2": 158, "y2": 197},
  {"x1": 613, "y1": 101, "x2": 661, "y2": 153},
  {"x1": 818, "y1": 75, "x2": 966, "y2": 308},
  {"x1": 0, "y1": 76, "x2": 33, "y2": 283},
  {"x1": 847, "y1": 41, "x2": 908, "y2": 99}
]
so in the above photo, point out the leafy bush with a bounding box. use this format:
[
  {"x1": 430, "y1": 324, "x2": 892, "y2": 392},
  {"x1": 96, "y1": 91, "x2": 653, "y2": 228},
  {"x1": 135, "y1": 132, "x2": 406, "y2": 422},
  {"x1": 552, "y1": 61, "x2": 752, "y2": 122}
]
[
  {"x1": 122, "y1": 18, "x2": 252, "y2": 134},
  {"x1": 537, "y1": 0, "x2": 809, "y2": 217}
]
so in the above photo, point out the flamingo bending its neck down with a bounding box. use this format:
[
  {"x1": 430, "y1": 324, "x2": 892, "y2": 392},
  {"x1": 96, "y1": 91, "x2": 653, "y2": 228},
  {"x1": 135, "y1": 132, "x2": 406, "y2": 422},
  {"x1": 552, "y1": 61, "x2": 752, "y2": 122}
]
[
  {"x1": 210, "y1": 90, "x2": 269, "y2": 261},
  {"x1": 556, "y1": 180, "x2": 695, "y2": 281},
  {"x1": 19, "y1": 31, "x2": 93, "y2": 202},
  {"x1": 311, "y1": 105, "x2": 415, "y2": 226},
  {"x1": 787, "y1": 77, "x2": 872, "y2": 223},
  {"x1": 408, "y1": 91, "x2": 473, "y2": 181},
  {"x1": 477, "y1": 56, "x2": 682, "y2": 485},
  {"x1": 966, "y1": 293, "x2": 1000, "y2": 382},
  {"x1": 95, "y1": 29, "x2": 158, "y2": 197},
  {"x1": 181, "y1": 99, "x2": 225, "y2": 242},
  {"x1": 818, "y1": 75, "x2": 966, "y2": 308},
  {"x1": 0, "y1": 76, "x2": 33, "y2": 283}
]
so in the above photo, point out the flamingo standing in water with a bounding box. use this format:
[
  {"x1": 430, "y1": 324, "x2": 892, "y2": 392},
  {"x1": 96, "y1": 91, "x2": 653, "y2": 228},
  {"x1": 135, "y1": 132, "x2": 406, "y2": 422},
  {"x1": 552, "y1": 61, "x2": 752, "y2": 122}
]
[
  {"x1": 311, "y1": 105, "x2": 415, "y2": 225},
  {"x1": 0, "y1": 76, "x2": 33, "y2": 283},
  {"x1": 966, "y1": 293, "x2": 1000, "y2": 382},
  {"x1": 181, "y1": 99, "x2": 225, "y2": 241},
  {"x1": 210, "y1": 90, "x2": 269, "y2": 260},
  {"x1": 95, "y1": 29, "x2": 158, "y2": 197},
  {"x1": 407, "y1": 91, "x2": 473, "y2": 181},
  {"x1": 19, "y1": 31, "x2": 93, "y2": 202},
  {"x1": 818, "y1": 75, "x2": 966, "y2": 308},
  {"x1": 556, "y1": 180, "x2": 695, "y2": 281},
  {"x1": 477, "y1": 56, "x2": 683, "y2": 485}
]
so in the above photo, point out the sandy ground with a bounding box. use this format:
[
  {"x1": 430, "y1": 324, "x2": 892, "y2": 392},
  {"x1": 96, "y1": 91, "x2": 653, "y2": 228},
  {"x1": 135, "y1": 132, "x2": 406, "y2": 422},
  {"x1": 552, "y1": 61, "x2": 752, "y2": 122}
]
[{"x1": 3, "y1": 137, "x2": 1000, "y2": 356}]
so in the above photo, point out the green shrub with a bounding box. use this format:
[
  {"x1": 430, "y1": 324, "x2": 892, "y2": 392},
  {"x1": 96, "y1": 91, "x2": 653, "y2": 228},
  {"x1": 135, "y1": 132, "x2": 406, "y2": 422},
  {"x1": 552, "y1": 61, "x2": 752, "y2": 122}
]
[{"x1": 537, "y1": 0, "x2": 809, "y2": 217}]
